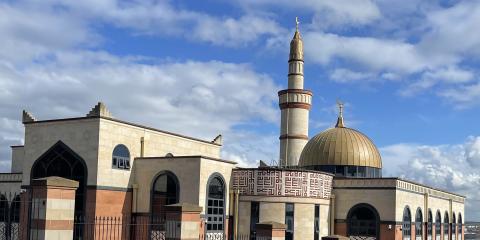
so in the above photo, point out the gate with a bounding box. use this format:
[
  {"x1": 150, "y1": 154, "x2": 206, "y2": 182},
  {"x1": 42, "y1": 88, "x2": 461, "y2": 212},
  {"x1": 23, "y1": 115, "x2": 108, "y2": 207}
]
[{"x1": 0, "y1": 193, "x2": 21, "y2": 240}]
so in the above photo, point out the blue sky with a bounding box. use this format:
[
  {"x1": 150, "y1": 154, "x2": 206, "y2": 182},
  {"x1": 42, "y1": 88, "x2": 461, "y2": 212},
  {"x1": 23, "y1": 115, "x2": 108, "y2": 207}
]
[{"x1": 0, "y1": 0, "x2": 479, "y2": 220}]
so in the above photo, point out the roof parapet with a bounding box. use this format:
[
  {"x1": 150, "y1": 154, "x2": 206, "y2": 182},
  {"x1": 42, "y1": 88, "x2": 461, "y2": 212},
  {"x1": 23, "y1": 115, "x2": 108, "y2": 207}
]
[
  {"x1": 22, "y1": 110, "x2": 36, "y2": 123},
  {"x1": 86, "y1": 102, "x2": 112, "y2": 118}
]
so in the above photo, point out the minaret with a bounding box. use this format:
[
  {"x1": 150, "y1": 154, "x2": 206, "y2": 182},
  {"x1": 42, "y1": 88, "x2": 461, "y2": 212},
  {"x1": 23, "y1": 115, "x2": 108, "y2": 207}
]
[{"x1": 279, "y1": 18, "x2": 312, "y2": 167}]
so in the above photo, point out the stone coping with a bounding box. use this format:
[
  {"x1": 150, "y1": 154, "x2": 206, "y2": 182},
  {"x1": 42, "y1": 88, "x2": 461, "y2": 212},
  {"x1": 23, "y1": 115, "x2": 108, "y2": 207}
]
[
  {"x1": 23, "y1": 115, "x2": 221, "y2": 146},
  {"x1": 256, "y1": 222, "x2": 286, "y2": 229},
  {"x1": 334, "y1": 177, "x2": 466, "y2": 199},
  {"x1": 135, "y1": 155, "x2": 237, "y2": 165},
  {"x1": 31, "y1": 177, "x2": 79, "y2": 188},
  {"x1": 165, "y1": 203, "x2": 202, "y2": 212}
]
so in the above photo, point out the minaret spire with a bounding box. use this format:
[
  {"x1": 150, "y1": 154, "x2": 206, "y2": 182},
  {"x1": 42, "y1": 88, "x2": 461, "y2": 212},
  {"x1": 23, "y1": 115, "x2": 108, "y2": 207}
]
[{"x1": 278, "y1": 18, "x2": 312, "y2": 167}]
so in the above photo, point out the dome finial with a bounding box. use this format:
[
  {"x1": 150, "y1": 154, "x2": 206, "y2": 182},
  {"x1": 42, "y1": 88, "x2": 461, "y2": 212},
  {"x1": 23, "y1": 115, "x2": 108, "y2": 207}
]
[
  {"x1": 295, "y1": 16, "x2": 300, "y2": 31},
  {"x1": 335, "y1": 99, "x2": 345, "y2": 128}
]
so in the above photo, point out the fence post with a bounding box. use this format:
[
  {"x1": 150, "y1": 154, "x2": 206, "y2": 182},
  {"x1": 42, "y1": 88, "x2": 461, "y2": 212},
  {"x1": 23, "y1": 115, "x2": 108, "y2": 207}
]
[
  {"x1": 165, "y1": 203, "x2": 202, "y2": 240},
  {"x1": 30, "y1": 176, "x2": 78, "y2": 240},
  {"x1": 256, "y1": 222, "x2": 286, "y2": 240}
]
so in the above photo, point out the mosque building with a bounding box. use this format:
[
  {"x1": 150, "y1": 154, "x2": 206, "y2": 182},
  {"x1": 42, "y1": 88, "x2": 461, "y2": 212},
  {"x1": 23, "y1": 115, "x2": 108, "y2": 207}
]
[{"x1": 0, "y1": 20, "x2": 465, "y2": 240}]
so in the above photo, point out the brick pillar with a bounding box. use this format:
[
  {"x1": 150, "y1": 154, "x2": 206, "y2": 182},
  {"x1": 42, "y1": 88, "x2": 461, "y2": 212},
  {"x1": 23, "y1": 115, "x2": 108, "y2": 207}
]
[
  {"x1": 165, "y1": 203, "x2": 202, "y2": 240},
  {"x1": 29, "y1": 177, "x2": 79, "y2": 240},
  {"x1": 256, "y1": 222, "x2": 286, "y2": 240}
]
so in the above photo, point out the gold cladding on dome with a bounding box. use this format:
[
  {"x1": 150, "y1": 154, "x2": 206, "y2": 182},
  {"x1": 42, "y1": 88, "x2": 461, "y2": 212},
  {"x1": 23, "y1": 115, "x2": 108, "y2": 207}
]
[{"x1": 298, "y1": 104, "x2": 382, "y2": 169}]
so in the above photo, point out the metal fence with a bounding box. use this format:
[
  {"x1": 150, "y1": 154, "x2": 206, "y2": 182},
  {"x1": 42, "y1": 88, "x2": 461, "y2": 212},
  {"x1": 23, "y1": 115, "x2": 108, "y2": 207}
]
[{"x1": 0, "y1": 192, "x2": 22, "y2": 240}]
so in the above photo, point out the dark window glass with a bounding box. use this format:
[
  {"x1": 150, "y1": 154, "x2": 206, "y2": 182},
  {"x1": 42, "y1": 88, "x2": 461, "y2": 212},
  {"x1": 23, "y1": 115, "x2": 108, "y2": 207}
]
[
  {"x1": 250, "y1": 202, "x2": 260, "y2": 240},
  {"x1": 458, "y1": 214, "x2": 462, "y2": 240},
  {"x1": 347, "y1": 166, "x2": 356, "y2": 177},
  {"x1": 335, "y1": 166, "x2": 345, "y2": 176},
  {"x1": 452, "y1": 213, "x2": 456, "y2": 240},
  {"x1": 112, "y1": 144, "x2": 130, "y2": 170},
  {"x1": 444, "y1": 212, "x2": 449, "y2": 240},
  {"x1": 403, "y1": 207, "x2": 411, "y2": 240},
  {"x1": 285, "y1": 203, "x2": 294, "y2": 240},
  {"x1": 357, "y1": 167, "x2": 366, "y2": 178},
  {"x1": 314, "y1": 205, "x2": 320, "y2": 240},
  {"x1": 206, "y1": 176, "x2": 225, "y2": 234},
  {"x1": 415, "y1": 208, "x2": 423, "y2": 238},
  {"x1": 436, "y1": 211, "x2": 441, "y2": 240}
]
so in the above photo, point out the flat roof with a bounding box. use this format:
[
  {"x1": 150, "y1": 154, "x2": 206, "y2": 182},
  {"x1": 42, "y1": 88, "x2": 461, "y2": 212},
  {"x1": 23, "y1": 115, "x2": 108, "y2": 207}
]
[
  {"x1": 23, "y1": 116, "x2": 221, "y2": 146},
  {"x1": 334, "y1": 177, "x2": 466, "y2": 198}
]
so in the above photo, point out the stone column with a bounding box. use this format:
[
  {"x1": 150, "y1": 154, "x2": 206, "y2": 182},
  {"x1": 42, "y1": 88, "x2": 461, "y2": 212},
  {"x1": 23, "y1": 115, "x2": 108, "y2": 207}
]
[
  {"x1": 256, "y1": 222, "x2": 286, "y2": 240},
  {"x1": 165, "y1": 203, "x2": 202, "y2": 240},
  {"x1": 29, "y1": 177, "x2": 78, "y2": 240}
]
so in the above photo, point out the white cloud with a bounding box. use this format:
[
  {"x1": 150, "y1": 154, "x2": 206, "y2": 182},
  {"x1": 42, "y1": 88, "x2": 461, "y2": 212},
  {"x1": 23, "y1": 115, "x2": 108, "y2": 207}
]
[
  {"x1": 304, "y1": 32, "x2": 427, "y2": 74},
  {"x1": 381, "y1": 137, "x2": 480, "y2": 220},
  {"x1": 236, "y1": 0, "x2": 381, "y2": 29}
]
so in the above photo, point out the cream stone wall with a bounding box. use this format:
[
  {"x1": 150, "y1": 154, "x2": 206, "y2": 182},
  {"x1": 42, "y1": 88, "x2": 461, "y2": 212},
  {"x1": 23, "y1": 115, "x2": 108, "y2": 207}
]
[
  {"x1": 133, "y1": 157, "x2": 201, "y2": 213},
  {"x1": 334, "y1": 188, "x2": 396, "y2": 221},
  {"x1": 237, "y1": 201, "x2": 251, "y2": 236},
  {"x1": 259, "y1": 202, "x2": 285, "y2": 223},
  {"x1": 132, "y1": 156, "x2": 235, "y2": 214},
  {"x1": 198, "y1": 158, "x2": 234, "y2": 215},
  {"x1": 22, "y1": 118, "x2": 100, "y2": 186},
  {"x1": 294, "y1": 203, "x2": 314, "y2": 240},
  {"x1": 11, "y1": 146, "x2": 24, "y2": 173},
  {"x1": 97, "y1": 118, "x2": 221, "y2": 188},
  {"x1": 320, "y1": 204, "x2": 331, "y2": 237},
  {"x1": 236, "y1": 196, "x2": 331, "y2": 239}
]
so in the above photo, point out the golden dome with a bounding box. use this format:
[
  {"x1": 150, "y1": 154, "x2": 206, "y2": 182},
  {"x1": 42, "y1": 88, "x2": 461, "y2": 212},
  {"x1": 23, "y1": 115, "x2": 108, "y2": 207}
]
[{"x1": 298, "y1": 114, "x2": 382, "y2": 169}]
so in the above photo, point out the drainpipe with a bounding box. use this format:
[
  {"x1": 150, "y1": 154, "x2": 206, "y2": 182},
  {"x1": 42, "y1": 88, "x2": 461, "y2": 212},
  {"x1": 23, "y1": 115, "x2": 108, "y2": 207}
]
[{"x1": 330, "y1": 194, "x2": 336, "y2": 235}]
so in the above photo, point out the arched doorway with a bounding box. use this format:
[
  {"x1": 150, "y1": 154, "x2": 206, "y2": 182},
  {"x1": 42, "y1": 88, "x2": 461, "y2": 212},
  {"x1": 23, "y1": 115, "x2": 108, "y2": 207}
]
[
  {"x1": 0, "y1": 194, "x2": 21, "y2": 240},
  {"x1": 150, "y1": 171, "x2": 179, "y2": 221},
  {"x1": 205, "y1": 174, "x2": 226, "y2": 238},
  {"x1": 31, "y1": 141, "x2": 88, "y2": 217},
  {"x1": 347, "y1": 203, "x2": 380, "y2": 239},
  {"x1": 403, "y1": 206, "x2": 412, "y2": 240},
  {"x1": 150, "y1": 171, "x2": 179, "y2": 239}
]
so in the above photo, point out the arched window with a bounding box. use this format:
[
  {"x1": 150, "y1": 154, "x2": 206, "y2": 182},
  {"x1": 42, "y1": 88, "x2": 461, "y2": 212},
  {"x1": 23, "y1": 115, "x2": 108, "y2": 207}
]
[
  {"x1": 452, "y1": 213, "x2": 456, "y2": 240},
  {"x1": 415, "y1": 208, "x2": 423, "y2": 240},
  {"x1": 428, "y1": 209, "x2": 433, "y2": 240},
  {"x1": 458, "y1": 213, "x2": 462, "y2": 240},
  {"x1": 435, "y1": 211, "x2": 441, "y2": 240},
  {"x1": 347, "y1": 203, "x2": 380, "y2": 239},
  {"x1": 206, "y1": 175, "x2": 225, "y2": 235},
  {"x1": 151, "y1": 172, "x2": 179, "y2": 221},
  {"x1": 403, "y1": 206, "x2": 412, "y2": 240},
  {"x1": 444, "y1": 212, "x2": 449, "y2": 240},
  {"x1": 112, "y1": 144, "x2": 130, "y2": 169}
]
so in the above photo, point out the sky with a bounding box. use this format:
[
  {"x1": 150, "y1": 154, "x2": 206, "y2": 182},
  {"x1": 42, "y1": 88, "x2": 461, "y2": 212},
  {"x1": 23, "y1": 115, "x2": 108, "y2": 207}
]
[{"x1": 0, "y1": 0, "x2": 479, "y2": 220}]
